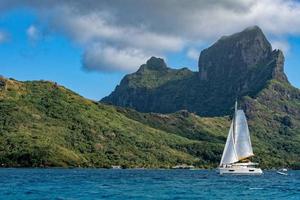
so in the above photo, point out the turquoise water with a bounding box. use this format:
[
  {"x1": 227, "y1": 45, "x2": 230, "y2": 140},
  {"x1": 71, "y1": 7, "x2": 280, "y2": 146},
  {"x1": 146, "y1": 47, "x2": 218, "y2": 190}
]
[{"x1": 0, "y1": 169, "x2": 299, "y2": 199}]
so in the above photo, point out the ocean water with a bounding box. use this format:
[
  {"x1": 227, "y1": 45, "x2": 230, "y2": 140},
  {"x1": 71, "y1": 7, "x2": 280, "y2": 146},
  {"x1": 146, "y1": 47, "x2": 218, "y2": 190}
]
[{"x1": 0, "y1": 169, "x2": 299, "y2": 200}]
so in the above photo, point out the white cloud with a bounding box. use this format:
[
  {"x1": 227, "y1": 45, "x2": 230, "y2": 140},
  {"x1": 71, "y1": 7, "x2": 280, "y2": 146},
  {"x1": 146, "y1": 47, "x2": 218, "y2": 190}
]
[
  {"x1": 26, "y1": 25, "x2": 41, "y2": 41},
  {"x1": 271, "y1": 40, "x2": 290, "y2": 55},
  {"x1": 187, "y1": 48, "x2": 200, "y2": 61},
  {"x1": 3, "y1": 0, "x2": 300, "y2": 72},
  {"x1": 82, "y1": 44, "x2": 153, "y2": 72},
  {"x1": 53, "y1": 9, "x2": 184, "y2": 52}
]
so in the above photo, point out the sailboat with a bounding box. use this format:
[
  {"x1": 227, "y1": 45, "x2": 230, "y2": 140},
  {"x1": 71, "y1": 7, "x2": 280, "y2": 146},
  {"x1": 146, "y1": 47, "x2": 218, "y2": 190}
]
[{"x1": 219, "y1": 101, "x2": 263, "y2": 175}]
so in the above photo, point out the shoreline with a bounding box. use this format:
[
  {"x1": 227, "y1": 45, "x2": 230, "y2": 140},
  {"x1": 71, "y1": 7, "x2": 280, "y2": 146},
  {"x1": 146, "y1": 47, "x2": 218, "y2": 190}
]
[{"x1": 0, "y1": 167, "x2": 298, "y2": 170}]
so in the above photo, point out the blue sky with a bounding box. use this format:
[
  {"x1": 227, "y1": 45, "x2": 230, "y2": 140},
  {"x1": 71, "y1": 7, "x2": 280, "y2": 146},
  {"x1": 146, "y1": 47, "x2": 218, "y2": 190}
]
[
  {"x1": 0, "y1": 9, "x2": 125, "y2": 100},
  {"x1": 0, "y1": 1, "x2": 300, "y2": 100}
]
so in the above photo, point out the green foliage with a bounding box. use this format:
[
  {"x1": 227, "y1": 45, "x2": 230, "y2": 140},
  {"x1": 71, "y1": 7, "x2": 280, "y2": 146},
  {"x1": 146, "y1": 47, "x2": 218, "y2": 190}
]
[
  {"x1": 0, "y1": 78, "x2": 207, "y2": 168},
  {"x1": 0, "y1": 77, "x2": 299, "y2": 169}
]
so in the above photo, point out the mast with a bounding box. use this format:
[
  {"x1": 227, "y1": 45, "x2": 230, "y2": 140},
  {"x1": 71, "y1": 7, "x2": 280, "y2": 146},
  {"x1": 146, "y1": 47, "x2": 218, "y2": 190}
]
[{"x1": 233, "y1": 100, "x2": 237, "y2": 143}]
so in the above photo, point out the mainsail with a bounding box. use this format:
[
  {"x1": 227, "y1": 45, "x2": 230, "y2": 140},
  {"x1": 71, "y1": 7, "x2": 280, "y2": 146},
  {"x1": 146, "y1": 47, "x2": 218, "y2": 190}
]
[
  {"x1": 234, "y1": 110, "x2": 254, "y2": 160},
  {"x1": 220, "y1": 102, "x2": 254, "y2": 166}
]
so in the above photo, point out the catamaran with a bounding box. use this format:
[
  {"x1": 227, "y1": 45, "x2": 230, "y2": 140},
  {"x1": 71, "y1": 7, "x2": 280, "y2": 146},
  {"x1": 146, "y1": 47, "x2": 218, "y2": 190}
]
[{"x1": 219, "y1": 101, "x2": 262, "y2": 175}]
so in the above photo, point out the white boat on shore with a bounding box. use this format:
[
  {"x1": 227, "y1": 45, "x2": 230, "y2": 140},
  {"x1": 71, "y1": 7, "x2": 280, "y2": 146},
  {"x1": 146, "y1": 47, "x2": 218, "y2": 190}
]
[
  {"x1": 111, "y1": 165, "x2": 122, "y2": 169},
  {"x1": 218, "y1": 101, "x2": 263, "y2": 175},
  {"x1": 172, "y1": 164, "x2": 195, "y2": 169}
]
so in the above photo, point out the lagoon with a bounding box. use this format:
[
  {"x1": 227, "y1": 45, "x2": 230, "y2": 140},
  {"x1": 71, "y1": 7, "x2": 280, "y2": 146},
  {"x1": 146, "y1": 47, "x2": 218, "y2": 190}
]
[{"x1": 0, "y1": 169, "x2": 299, "y2": 199}]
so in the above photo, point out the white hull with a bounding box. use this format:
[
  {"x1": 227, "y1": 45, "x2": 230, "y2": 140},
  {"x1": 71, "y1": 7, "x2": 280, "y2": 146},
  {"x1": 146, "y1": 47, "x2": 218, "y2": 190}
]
[{"x1": 219, "y1": 166, "x2": 263, "y2": 175}]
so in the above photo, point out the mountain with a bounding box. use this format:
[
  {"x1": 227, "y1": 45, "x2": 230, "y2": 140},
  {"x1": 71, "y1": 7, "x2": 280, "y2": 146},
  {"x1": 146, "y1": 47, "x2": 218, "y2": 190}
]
[
  {"x1": 102, "y1": 26, "x2": 289, "y2": 116},
  {"x1": 102, "y1": 26, "x2": 300, "y2": 168}
]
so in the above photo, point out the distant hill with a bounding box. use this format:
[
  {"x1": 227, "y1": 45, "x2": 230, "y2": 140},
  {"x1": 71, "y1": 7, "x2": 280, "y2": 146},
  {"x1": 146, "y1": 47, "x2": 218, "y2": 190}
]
[{"x1": 0, "y1": 26, "x2": 299, "y2": 169}]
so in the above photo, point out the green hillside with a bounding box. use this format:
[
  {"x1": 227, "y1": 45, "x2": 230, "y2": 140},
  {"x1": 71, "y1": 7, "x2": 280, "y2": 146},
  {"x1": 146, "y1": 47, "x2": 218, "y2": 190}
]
[{"x1": 0, "y1": 77, "x2": 226, "y2": 168}]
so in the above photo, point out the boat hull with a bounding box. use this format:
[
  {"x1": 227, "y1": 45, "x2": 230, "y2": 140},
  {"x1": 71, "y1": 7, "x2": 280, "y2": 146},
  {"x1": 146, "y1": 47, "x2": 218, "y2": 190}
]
[{"x1": 219, "y1": 166, "x2": 263, "y2": 175}]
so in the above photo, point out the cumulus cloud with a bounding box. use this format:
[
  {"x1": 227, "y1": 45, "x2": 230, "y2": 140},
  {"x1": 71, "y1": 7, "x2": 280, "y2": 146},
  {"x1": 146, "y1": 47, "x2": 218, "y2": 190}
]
[
  {"x1": 187, "y1": 48, "x2": 200, "y2": 60},
  {"x1": 82, "y1": 44, "x2": 153, "y2": 72},
  {"x1": 2, "y1": 0, "x2": 300, "y2": 72},
  {"x1": 51, "y1": 9, "x2": 184, "y2": 52}
]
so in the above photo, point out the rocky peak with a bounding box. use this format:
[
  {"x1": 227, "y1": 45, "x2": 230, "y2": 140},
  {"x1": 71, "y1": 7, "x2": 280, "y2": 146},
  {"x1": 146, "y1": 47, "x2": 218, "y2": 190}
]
[
  {"x1": 199, "y1": 26, "x2": 273, "y2": 81},
  {"x1": 137, "y1": 57, "x2": 168, "y2": 73},
  {"x1": 147, "y1": 57, "x2": 167, "y2": 68},
  {"x1": 271, "y1": 50, "x2": 288, "y2": 82}
]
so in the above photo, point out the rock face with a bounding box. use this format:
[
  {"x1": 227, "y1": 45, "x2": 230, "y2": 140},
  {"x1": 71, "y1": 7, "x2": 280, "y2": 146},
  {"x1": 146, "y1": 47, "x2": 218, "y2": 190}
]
[
  {"x1": 199, "y1": 26, "x2": 272, "y2": 81},
  {"x1": 102, "y1": 26, "x2": 295, "y2": 116},
  {"x1": 102, "y1": 57, "x2": 194, "y2": 114},
  {"x1": 143, "y1": 56, "x2": 168, "y2": 71}
]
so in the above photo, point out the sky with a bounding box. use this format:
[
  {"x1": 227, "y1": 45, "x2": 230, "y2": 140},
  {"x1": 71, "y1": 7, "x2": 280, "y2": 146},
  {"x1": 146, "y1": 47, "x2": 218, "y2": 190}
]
[{"x1": 0, "y1": 0, "x2": 300, "y2": 100}]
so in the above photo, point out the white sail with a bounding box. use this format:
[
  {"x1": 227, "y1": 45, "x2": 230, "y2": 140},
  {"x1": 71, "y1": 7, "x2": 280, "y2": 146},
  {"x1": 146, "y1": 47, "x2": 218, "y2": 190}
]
[
  {"x1": 234, "y1": 110, "x2": 254, "y2": 160},
  {"x1": 218, "y1": 101, "x2": 262, "y2": 175},
  {"x1": 220, "y1": 122, "x2": 239, "y2": 165}
]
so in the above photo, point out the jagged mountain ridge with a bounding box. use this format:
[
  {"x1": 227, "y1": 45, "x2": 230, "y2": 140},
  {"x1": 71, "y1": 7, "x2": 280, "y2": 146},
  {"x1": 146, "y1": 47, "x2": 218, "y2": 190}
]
[{"x1": 102, "y1": 26, "x2": 291, "y2": 116}]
